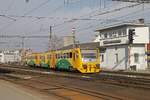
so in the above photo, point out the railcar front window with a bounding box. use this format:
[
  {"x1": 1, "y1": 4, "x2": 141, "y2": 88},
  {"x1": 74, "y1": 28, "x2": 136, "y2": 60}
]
[{"x1": 81, "y1": 50, "x2": 97, "y2": 62}]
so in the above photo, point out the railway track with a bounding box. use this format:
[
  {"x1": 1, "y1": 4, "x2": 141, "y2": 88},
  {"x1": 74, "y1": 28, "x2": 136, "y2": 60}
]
[
  {"x1": 0, "y1": 64, "x2": 150, "y2": 100},
  {"x1": 0, "y1": 72, "x2": 124, "y2": 100},
  {"x1": 1, "y1": 64, "x2": 150, "y2": 90}
]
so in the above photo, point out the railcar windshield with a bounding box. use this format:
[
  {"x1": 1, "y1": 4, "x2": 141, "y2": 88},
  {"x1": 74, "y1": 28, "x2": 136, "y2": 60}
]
[{"x1": 81, "y1": 49, "x2": 97, "y2": 62}]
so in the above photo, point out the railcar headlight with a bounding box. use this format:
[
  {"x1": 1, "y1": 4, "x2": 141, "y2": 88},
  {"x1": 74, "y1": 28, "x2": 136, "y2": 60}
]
[{"x1": 82, "y1": 64, "x2": 87, "y2": 69}]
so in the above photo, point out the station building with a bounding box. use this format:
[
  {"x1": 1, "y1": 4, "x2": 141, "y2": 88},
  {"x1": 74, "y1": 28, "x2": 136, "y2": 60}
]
[{"x1": 94, "y1": 23, "x2": 149, "y2": 71}]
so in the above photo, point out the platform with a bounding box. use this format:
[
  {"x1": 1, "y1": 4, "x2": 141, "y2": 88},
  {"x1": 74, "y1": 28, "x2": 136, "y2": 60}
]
[{"x1": 0, "y1": 79, "x2": 58, "y2": 100}]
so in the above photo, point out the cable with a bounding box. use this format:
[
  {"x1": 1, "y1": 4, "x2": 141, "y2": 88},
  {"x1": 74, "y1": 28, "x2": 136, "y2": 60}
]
[
  {"x1": 1, "y1": 14, "x2": 119, "y2": 21},
  {"x1": 77, "y1": 5, "x2": 150, "y2": 34},
  {"x1": 112, "y1": 0, "x2": 150, "y2": 3},
  {"x1": 53, "y1": 2, "x2": 142, "y2": 34},
  {"x1": 56, "y1": 3, "x2": 150, "y2": 36},
  {"x1": 52, "y1": 3, "x2": 142, "y2": 28},
  {"x1": 23, "y1": 0, "x2": 52, "y2": 15},
  {"x1": 0, "y1": 14, "x2": 16, "y2": 21},
  {"x1": 0, "y1": 0, "x2": 52, "y2": 32}
]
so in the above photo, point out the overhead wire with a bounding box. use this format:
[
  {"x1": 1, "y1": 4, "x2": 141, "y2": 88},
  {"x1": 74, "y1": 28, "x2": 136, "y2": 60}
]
[
  {"x1": 56, "y1": 3, "x2": 150, "y2": 36},
  {"x1": 0, "y1": 0, "x2": 52, "y2": 32},
  {"x1": 76, "y1": 4, "x2": 150, "y2": 34},
  {"x1": 0, "y1": 14, "x2": 101, "y2": 20},
  {"x1": 52, "y1": 2, "x2": 141, "y2": 29},
  {"x1": 0, "y1": 0, "x2": 149, "y2": 43},
  {"x1": 23, "y1": 0, "x2": 52, "y2": 15},
  {"x1": 52, "y1": 0, "x2": 122, "y2": 33},
  {"x1": 54, "y1": 2, "x2": 142, "y2": 35}
]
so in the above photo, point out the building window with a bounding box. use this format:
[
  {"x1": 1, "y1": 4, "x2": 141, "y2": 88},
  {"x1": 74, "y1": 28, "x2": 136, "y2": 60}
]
[
  {"x1": 122, "y1": 30, "x2": 126, "y2": 36},
  {"x1": 109, "y1": 33, "x2": 112, "y2": 38},
  {"x1": 115, "y1": 53, "x2": 118, "y2": 63},
  {"x1": 113, "y1": 32, "x2": 117, "y2": 38},
  {"x1": 134, "y1": 53, "x2": 139, "y2": 63},
  {"x1": 118, "y1": 30, "x2": 122, "y2": 36},
  {"x1": 99, "y1": 34, "x2": 101, "y2": 38},
  {"x1": 104, "y1": 33, "x2": 107, "y2": 38}
]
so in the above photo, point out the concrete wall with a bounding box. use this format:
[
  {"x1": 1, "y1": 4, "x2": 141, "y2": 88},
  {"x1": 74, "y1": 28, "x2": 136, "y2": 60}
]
[
  {"x1": 94, "y1": 25, "x2": 149, "y2": 71},
  {"x1": 0, "y1": 53, "x2": 4, "y2": 63},
  {"x1": 126, "y1": 27, "x2": 149, "y2": 44},
  {"x1": 100, "y1": 44, "x2": 147, "y2": 70},
  {"x1": 130, "y1": 45, "x2": 147, "y2": 70},
  {"x1": 101, "y1": 45, "x2": 128, "y2": 70}
]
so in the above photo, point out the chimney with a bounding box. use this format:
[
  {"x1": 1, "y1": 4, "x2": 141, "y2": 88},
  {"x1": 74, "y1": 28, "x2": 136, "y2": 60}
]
[{"x1": 138, "y1": 18, "x2": 144, "y2": 24}]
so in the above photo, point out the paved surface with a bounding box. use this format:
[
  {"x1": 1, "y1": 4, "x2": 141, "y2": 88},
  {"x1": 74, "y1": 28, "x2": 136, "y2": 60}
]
[{"x1": 0, "y1": 79, "x2": 58, "y2": 100}]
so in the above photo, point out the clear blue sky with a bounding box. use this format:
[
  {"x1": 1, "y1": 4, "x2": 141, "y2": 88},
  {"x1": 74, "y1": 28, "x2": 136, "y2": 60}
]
[{"x1": 0, "y1": 0, "x2": 150, "y2": 51}]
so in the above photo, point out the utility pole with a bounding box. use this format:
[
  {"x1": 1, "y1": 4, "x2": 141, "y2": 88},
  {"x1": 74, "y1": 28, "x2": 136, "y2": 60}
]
[
  {"x1": 21, "y1": 36, "x2": 25, "y2": 65},
  {"x1": 72, "y1": 28, "x2": 76, "y2": 48},
  {"x1": 49, "y1": 26, "x2": 52, "y2": 51},
  {"x1": 21, "y1": 36, "x2": 25, "y2": 50}
]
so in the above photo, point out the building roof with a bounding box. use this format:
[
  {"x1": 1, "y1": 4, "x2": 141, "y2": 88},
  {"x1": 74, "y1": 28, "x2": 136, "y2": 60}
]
[{"x1": 95, "y1": 23, "x2": 145, "y2": 32}]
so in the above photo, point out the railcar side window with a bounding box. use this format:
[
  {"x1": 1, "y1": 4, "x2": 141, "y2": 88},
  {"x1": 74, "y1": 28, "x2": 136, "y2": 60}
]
[
  {"x1": 70, "y1": 52, "x2": 72, "y2": 58},
  {"x1": 56, "y1": 54, "x2": 58, "y2": 58},
  {"x1": 47, "y1": 55, "x2": 51, "y2": 59}
]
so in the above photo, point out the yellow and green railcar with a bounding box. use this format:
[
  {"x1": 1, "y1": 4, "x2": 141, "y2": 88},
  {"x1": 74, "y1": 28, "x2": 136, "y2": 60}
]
[
  {"x1": 26, "y1": 53, "x2": 37, "y2": 66},
  {"x1": 26, "y1": 48, "x2": 100, "y2": 73}
]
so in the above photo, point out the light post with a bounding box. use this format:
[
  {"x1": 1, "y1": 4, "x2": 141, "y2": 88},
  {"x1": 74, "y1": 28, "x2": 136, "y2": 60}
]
[{"x1": 72, "y1": 28, "x2": 76, "y2": 48}]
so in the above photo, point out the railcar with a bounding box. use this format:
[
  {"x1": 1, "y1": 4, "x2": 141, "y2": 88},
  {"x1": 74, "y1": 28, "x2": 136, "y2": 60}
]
[{"x1": 25, "y1": 48, "x2": 100, "y2": 73}]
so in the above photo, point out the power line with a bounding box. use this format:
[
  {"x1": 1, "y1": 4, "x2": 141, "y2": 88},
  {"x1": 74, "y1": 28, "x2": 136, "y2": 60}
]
[
  {"x1": 77, "y1": 6, "x2": 150, "y2": 34},
  {"x1": 23, "y1": 0, "x2": 52, "y2": 15},
  {"x1": 0, "y1": 14, "x2": 104, "y2": 20},
  {"x1": 53, "y1": 3, "x2": 142, "y2": 28},
  {"x1": 91, "y1": 3, "x2": 142, "y2": 17},
  {"x1": 0, "y1": 35, "x2": 49, "y2": 38},
  {"x1": 112, "y1": 0, "x2": 150, "y2": 3},
  {"x1": 0, "y1": 14, "x2": 16, "y2": 21},
  {"x1": 0, "y1": 0, "x2": 52, "y2": 32},
  {"x1": 56, "y1": 3, "x2": 150, "y2": 35}
]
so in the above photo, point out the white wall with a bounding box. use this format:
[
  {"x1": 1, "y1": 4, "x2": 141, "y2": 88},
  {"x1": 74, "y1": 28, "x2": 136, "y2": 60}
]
[
  {"x1": 101, "y1": 45, "x2": 147, "y2": 70},
  {"x1": 0, "y1": 53, "x2": 4, "y2": 63},
  {"x1": 95, "y1": 25, "x2": 149, "y2": 71},
  {"x1": 94, "y1": 27, "x2": 149, "y2": 46},
  {"x1": 101, "y1": 45, "x2": 128, "y2": 70},
  {"x1": 130, "y1": 45, "x2": 147, "y2": 70},
  {"x1": 127, "y1": 27, "x2": 149, "y2": 44}
]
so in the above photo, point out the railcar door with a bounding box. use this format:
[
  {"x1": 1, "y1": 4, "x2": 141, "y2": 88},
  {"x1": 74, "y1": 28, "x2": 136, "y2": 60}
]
[{"x1": 50, "y1": 54, "x2": 56, "y2": 69}]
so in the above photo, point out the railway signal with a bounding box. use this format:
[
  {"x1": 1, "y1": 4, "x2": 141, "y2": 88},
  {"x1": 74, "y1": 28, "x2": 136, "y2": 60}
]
[{"x1": 128, "y1": 29, "x2": 135, "y2": 44}]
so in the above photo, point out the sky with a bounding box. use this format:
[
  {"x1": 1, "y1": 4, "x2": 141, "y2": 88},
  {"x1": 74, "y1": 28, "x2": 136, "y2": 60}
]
[{"x1": 0, "y1": 0, "x2": 150, "y2": 52}]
